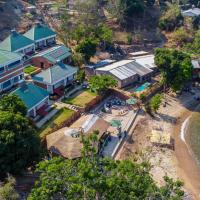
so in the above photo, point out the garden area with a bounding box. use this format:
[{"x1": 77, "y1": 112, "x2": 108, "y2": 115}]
[
  {"x1": 23, "y1": 65, "x2": 38, "y2": 75},
  {"x1": 39, "y1": 108, "x2": 75, "y2": 138},
  {"x1": 62, "y1": 89, "x2": 98, "y2": 107}
]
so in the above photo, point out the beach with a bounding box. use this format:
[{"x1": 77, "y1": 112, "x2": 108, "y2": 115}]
[{"x1": 117, "y1": 90, "x2": 200, "y2": 200}]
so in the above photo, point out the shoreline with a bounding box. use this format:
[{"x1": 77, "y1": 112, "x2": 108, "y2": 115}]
[
  {"x1": 173, "y1": 107, "x2": 200, "y2": 200},
  {"x1": 117, "y1": 92, "x2": 200, "y2": 199}
]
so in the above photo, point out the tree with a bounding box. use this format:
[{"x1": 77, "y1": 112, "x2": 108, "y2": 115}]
[
  {"x1": 88, "y1": 75, "x2": 117, "y2": 93},
  {"x1": 158, "y1": 4, "x2": 183, "y2": 31},
  {"x1": 0, "y1": 176, "x2": 19, "y2": 200},
  {"x1": 76, "y1": 37, "x2": 98, "y2": 62},
  {"x1": 0, "y1": 111, "x2": 40, "y2": 177},
  {"x1": 155, "y1": 48, "x2": 192, "y2": 91},
  {"x1": 0, "y1": 95, "x2": 27, "y2": 116},
  {"x1": 76, "y1": 69, "x2": 86, "y2": 83},
  {"x1": 28, "y1": 133, "x2": 184, "y2": 200},
  {"x1": 150, "y1": 94, "x2": 163, "y2": 113},
  {"x1": 106, "y1": 0, "x2": 145, "y2": 24}
]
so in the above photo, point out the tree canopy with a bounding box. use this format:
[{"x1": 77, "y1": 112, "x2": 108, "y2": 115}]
[
  {"x1": 0, "y1": 95, "x2": 27, "y2": 116},
  {"x1": 28, "y1": 133, "x2": 184, "y2": 200},
  {"x1": 158, "y1": 4, "x2": 183, "y2": 31},
  {"x1": 154, "y1": 48, "x2": 192, "y2": 91},
  {"x1": 88, "y1": 75, "x2": 117, "y2": 93},
  {"x1": 0, "y1": 96, "x2": 40, "y2": 178},
  {"x1": 150, "y1": 94, "x2": 163, "y2": 113}
]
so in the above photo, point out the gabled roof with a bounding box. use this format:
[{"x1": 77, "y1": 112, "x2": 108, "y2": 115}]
[
  {"x1": 12, "y1": 82, "x2": 49, "y2": 110},
  {"x1": 0, "y1": 30, "x2": 34, "y2": 52},
  {"x1": 32, "y1": 63, "x2": 77, "y2": 85},
  {"x1": 181, "y1": 8, "x2": 200, "y2": 17},
  {"x1": 32, "y1": 45, "x2": 71, "y2": 63},
  {"x1": 96, "y1": 60, "x2": 153, "y2": 80},
  {"x1": 0, "y1": 49, "x2": 23, "y2": 66},
  {"x1": 24, "y1": 23, "x2": 56, "y2": 41}
]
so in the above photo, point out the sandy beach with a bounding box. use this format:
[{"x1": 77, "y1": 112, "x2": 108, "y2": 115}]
[{"x1": 117, "y1": 90, "x2": 200, "y2": 200}]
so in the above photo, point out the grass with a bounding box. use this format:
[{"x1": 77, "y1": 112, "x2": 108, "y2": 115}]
[
  {"x1": 62, "y1": 89, "x2": 97, "y2": 107},
  {"x1": 24, "y1": 65, "x2": 37, "y2": 74},
  {"x1": 38, "y1": 108, "x2": 75, "y2": 138},
  {"x1": 113, "y1": 31, "x2": 129, "y2": 43}
]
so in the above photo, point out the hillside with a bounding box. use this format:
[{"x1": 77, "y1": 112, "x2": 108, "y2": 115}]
[
  {"x1": 0, "y1": 0, "x2": 40, "y2": 40},
  {"x1": 0, "y1": 0, "x2": 164, "y2": 52}
]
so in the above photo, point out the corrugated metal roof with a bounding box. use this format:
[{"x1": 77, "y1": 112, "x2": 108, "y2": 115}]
[
  {"x1": 96, "y1": 59, "x2": 153, "y2": 80},
  {"x1": 33, "y1": 45, "x2": 71, "y2": 63},
  {"x1": 132, "y1": 54, "x2": 156, "y2": 69},
  {"x1": 182, "y1": 8, "x2": 200, "y2": 17}
]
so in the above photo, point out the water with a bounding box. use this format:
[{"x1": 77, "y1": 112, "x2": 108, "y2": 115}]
[
  {"x1": 134, "y1": 82, "x2": 151, "y2": 92},
  {"x1": 186, "y1": 112, "x2": 200, "y2": 165}
]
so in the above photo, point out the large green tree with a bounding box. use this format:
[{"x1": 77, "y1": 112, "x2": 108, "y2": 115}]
[
  {"x1": 76, "y1": 37, "x2": 98, "y2": 62},
  {"x1": 155, "y1": 48, "x2": 192, "y2": 91},
  {"x1": 88, "y1": 74, "x2": 117, "y2": 93},
  {"x1": 0, "y1": 111, "x2": 40, "y2": 177},
  {"x1": 0, "y1": 96, "x2": 40, "y2": 178},
  {"x1": 0, "y1": 95, "x2": 27, "y2": 116},
  {"x1": 28, "y1": 133, "x2": 184, "y2": 200}
]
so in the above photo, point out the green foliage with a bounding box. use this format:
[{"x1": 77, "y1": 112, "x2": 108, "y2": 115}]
[
  {"x1": 76, "y1": 70, "x2": 86, "y2": 83},
  {"x1": 88, "y1": 75, "x2": 117, "y2": 93},
  {"x1": 106, "y1": 0, "x2": 145, "y2": 24},
  {"x1": 0, "y1": 95, "x2": 27, "y2": 116},
  {"x1": 76, "y1": 37, "x2": 98, "y2": 61},
  {"x1": 150, "y1": 94, "x2": 163, "y2": 113},
  {"x1": 139, "y1": 93, "x2": 146, "y2": 101},
  {"x1": 28, "y1": 134, "x2": 184, "y2": 200},
  {"x1": 121, "y1": 0, "x2": 144, "y2": 17},
  {"x1": 71, "y1": 52, "x2": 84, "y2": 66},
  {"x1": 158, "y1": 4, "x2": 183, "y2": 31},
  {"x1": 0, "y1": 176, "x2": 19, "y2": 200},
  {"x1": 172, "y1": 27, "x2": 190, "y2": 46},
  {"x1": 127, "y1": 34, "x2": 133, "y2": 44},
  {"x1": 0, "y1": 111, "x2": 40, "y2": 177},
  {"x1": 185, "y1": 29, "x2": 200, "y2": 55},
  {"x1": 155, "y1": 48, "x2": 192, "y2": 91}
]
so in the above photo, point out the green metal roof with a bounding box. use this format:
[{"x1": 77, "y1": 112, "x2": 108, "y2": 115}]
[
  {"x1": 12, "y1": 82, "x2": 49, "y2": 110},
  {"x1": 33, "y1": 45, "x2": 71, "y2": 63},
  {"x1": 0, "y1": 30, "x2": 34, "y2": 52},
  {"x1": 32, "y1": 63, "x2": 77, "y2": 84},
  {"x1": 24, "y1": 23, "x2": 56, "y2": 41},
  {"x1": 0, "y1": 49, "x2": 22, "y2": 65}
]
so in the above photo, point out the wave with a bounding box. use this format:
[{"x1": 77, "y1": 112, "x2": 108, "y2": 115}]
[{"x1": 180, "y1": 116, "x2": 191, "y2": 144}]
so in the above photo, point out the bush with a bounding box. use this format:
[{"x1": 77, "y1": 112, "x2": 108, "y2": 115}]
[
  {"x1": 158, "y1": 4, "x2": 183, "y2": 31},
  {"x1": 127, "y1": 34, "x2": 133, "y2": 44}
]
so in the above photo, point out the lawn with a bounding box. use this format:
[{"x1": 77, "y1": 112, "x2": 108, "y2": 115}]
[
  {"x1": 62, "y1": 90, "x2": 97, "y2": 107},
  {"x1": 24, "y1": 65, "x2": 37, "y2": 74},
  {"x1": 39, "y1": 108, "x2": 75, "y2": 138}
]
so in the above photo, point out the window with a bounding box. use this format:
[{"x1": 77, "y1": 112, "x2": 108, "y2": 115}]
[
  {"x1": 0, "y1": 67, "x2": 4, "y2": 74},
  {"x1": 13, "y1": 76, "x2": 19, "y2": 83},
  {"x1": 2, "y1": 80, "x2": 11, "y2": 89},
  {"x1": 8, "y1": 60, "x2": 21, "y2": 69}
]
